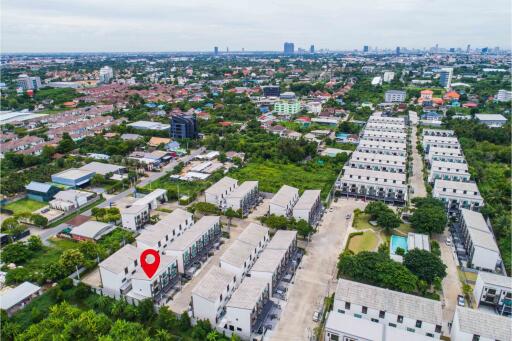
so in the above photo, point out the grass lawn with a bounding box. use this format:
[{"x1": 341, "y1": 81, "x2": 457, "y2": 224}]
[
  {"x1": 230, "y1": 160, "x2": 342, "y2": 200},
  {"x1": 143, "y1": 178, "x2": 210, "y2": 198},
  {"x1": 348, "y1": 231, "x2": 378, "y2": 253},
  {"x1": 352, "y1": 213, "x2": 374, "y2": 230},
  {"x1": 4, "y1": 199, "x2": 47, "y2": 215},
  {"x1": 16, "y1": 238, "x2": 78, "y2": 274},
  {"x1": 395, "y1": 223, "x2": 414, "y2": 236}
]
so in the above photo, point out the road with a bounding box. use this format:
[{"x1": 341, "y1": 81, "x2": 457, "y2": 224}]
[
  {"x1": 270, "y1": 198, "x2": 366, "y2": 341},
  {"x1": 408, "y1": 111, "x2": 427, "y2": 199}
]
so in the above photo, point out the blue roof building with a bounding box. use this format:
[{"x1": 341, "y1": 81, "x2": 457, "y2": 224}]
[
  {"x1": 421, "y1": 111, "x2": 442, "y2": 121},
  {"x1": 25, "y1": 181, "x2": 60, "y2": 202},
  {"x1": 51, "y1": 168, "x2": 95, "y2": 188}
]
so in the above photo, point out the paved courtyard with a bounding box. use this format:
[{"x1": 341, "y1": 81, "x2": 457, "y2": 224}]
[{"x1": 269, "y1": 198, "x2": 366, "y2": 341}]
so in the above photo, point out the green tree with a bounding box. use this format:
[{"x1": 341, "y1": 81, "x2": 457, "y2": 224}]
[
  {"x1": 27, "y1": 235, "x2": 43, "y2": 251},
  {"x1": 376, "y1": 210, "x2": 401, "y2": 233},
  {"x1": 30, "y1": 214, "x2": 48, "y2": 227},
  {"x1": 410, "y1": 205, "x2": 447, "y2": 235},
  {"x1": 403, "y1": 249, "x2": 447, "y2": 284},
  {"x1": 56, "y1": 133, "x2": 76, "y2": 153},
  {"x1": 106, "y1": 320, "x2": 149, "y2": 341},
  {"x1": 59, "y1": 249, "x2": 85, "y2": 272},
  {"x1": 1, "y1": 242, "x2": 31, "y2": 264}
]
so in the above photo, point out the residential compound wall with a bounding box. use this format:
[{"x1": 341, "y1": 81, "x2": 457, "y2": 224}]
[{"x1": 336, "y1": 114, "x2": 409, "y2": 205}]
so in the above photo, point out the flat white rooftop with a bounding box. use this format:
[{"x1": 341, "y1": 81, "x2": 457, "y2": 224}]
[
  {"x1": 99, "y1": 244, "x2": 139, "y2": 274},
  {"x1": 294, "y1": 190, "x2": 321, "y2": 211},
  {"x1": 226, "y1": 276, "x2": 269, "y2": 310},
  {"x1": 220, "y1": 240, "x2": 254, "y2": 269},
  {"x1": 251, "y1": 248, "x2": 287, "y2": 274},
  {"x1": 267, "y1": 230, "x2": 297, "y2": 250},
  {"x1": 455, "y1": 307, "x2": 511, "y2": 341},
  {"x1": 270, "y1": 185, "x2": 299, "y2": 208},
  {"x1": 237, "y1": 223, "x2": 268, "y2": 247},
  {"x1": 192, "y1": 266, "x2": 235, "y2": 303},
  {"x1": 165, "y1": 216, "x2": 219, "y2": 252},
  {"x1": 205, "y1": 176, "x2": 238, "y2": 196}
]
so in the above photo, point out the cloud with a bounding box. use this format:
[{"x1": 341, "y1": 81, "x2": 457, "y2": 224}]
[{"x1": 1, "y1": 0, "x2": 510, "y2": 52}]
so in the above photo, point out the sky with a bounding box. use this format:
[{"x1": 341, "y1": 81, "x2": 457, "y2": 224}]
[{"x1": 1, "y1": 0, "x2": 511, "y2": 53}]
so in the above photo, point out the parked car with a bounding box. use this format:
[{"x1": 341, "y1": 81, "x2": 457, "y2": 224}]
[
  {"x1": 312, "y1": 311, "x2": 321, "y2": 322},
  {"x1": 446, "y1": 237, "x2": 452, "y2": 246},
  {"x1": 345, "y1": 213, "x2": 351, "y2": 219},
  {"x1": 457, "y1": 295, "x2": 465, "y2": 307}
]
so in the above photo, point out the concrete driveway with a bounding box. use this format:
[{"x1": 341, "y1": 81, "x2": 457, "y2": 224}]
[
  {"x1": 269, "y1": 198, "x2": 366, "y2": 341},
  {"x1": 409, "y1": 117, "x2": 427, "y2": 199}
]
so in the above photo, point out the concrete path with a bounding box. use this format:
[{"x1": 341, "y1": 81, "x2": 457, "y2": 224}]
[
  {"x1": 409, "y1": 112, "x2": 427, "y2": 199},
  {"x1": 270, "y1": 198, "x2": 366, "y2": 341}
]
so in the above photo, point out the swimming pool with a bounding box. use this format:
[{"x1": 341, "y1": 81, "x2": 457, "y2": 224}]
[
  {"x1": 390, "y1": 235, "x2": 408, "y2": 255},
  {"x1": 336, "y1": 133, "x2": 349, "y2": 140}
]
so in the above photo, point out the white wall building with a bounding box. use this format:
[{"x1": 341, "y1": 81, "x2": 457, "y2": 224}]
[
  {"x1": 250, "y1": 248, "x2": 288, "y2": 293},
  {"x1": 428, "y1": 160, "x2": 470, "y2": 183},
  {"x1": 361, "y1": 130, "x2": 407, "y2": 143},
  {"x1": 422, "y1": 135, "x2": 460, "y2": 153},
  {"x1": 357, "y1": 140, "x2": 407, "y2": 156},
  {"x1": 365, "y1": 122, "x2": 406, "y2": 133},
  {"x1": 427, "y1": 147, "x2": 465, "y2": 165},
  {"x1": 450, "y1": 307, "x2": 511, "y2": 341},
  {"x1": 269, "y1": 185, "x2": 299, "y2": 217},
  {"x1": 120, "y1": 204, "x2": 150, "y2": 231},
  {"x1": 348, "y1": 151, "x2": 406, "y2": 173},
  {"x1": 433, "y1": 180, "x2": 484, "y2": 213},
  {"x1": 292, "y1": 189, "x2": 322, "y2": 225},
  {"x1": 205, "y1": 176, "x2": 238, "y2": 208},
  {"x1": 99, "y1": 245, "x2": 140, "y2": 295},
  {"x1": 367, "y1": 116, "x2": 405, "y2": 126},
  {"x1": 495, "y1": 89, "x2": 512, "y2": 102},
  {"x1": 49, "y1": 189, "x2": 95, "y2": 211},
  {"x1": 384, "y1": 90, "x2": 406, "y2": 103},
  {"x1": 135, "y1": 208, "x2": 194, "y2": 253},
  {"x1": 130, "y1": 254, "x2": 179, "y2": 301},
  {"x1": 475, "y1": 114, "x2": 508, "y2": 128},
  {"x1": 225, "y1": 181, "x2": 259, "y2": 216},
  {"x1": 473, "y1": 271, "x2": 512, "y2": 316},
  {"x1": 99, "y1": 66, "x2": 114, "y2": 83},
  {"x1": 423, "y1": 129, "x2": 455, "y2": 137},
  {"x1": 383, "y1": 71, "x2": 395, "y2": 83}
]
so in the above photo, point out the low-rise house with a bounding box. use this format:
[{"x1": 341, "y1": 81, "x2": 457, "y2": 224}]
[
  {"x1": 99, "y1": 244, "x2": 140, "y2": 295},
  {"x1": 25, "y1": 181, "x2": 60, "y2": 202},
  {"x1": 293, "y1": 189, "x2": 322, "y2": 225},
  {"x1": 473, "y1": 271, "x2": 511, "y2": 316},
  {"x1": 361, "y1": 130, "x2": 407, "y2": 143},
  {"x1": 357, "y1": 140, "x2": 407, "y2": 156},
  {"x1": 51, "y1": 168, "x2": 96, "y2": 187},
  {"x1": 457, "y1": 209, "x2": 502, "y2": 272},
  {"x1": 129, "y1": 254, "x2": 179, "y2": 302},
  {"x1": 220, "y1": 240, "x2": 258, "y2": 284},
  {"x1": 220, "y1": 277, "x2": 271, "y2": 340},
  {"x1": 225, "y1": 181, "x2": 259, "y2": 216},
  {"x1": 0, "y1": 282, "x2": 42, "y2": 317},
  {"x1": 49, "y1": 189, "x2": 95, "y2": 211},
  {"x1": 135, "y1": 208, "x2": 194, "y2": 252},
  {"x1": 269, "y1": 185, "x2": 299, "y2": 217},
  {"x1": 423, "y1": 129, "x2": 455, "y2": 137},
  {"x1": 79, "y1": 161, "x2": 126, "y2": 177},
  {"x1": 250, "y1": 248, "x2": 288, "y2": 293},
  {"x1": 475, "y1": 114, "x2": 508, "y2": 128},
  {"x1": 422, "y1": 135, "x2": 460, "y2": 153},
  {"x1": 450, "y1": 307, "x2": 511, "y2": 341},
  {"x1": 192, "y1": 266, "x2": 238, "y2": 325},
  {"x1": 433, "y1": 180, "x2": 484, "y2": 213},
  {"x1": 426, "y1": 147, "x2": 465, "y2": 165},
  {"x1": 365, "y1": 122, "x2": 406, "y2": 133},
  {"x1": 164, "y1": 216, "x2": 221, "y2": 273},
  {"x1": 120, "y1": 204, "x2": 149, "y2": 231},
  {"x1": 204, "y1": 176, "x2": 239, "y2": 208},
  {"x1": 70, "y1": 221, "x2": 115, "y2": 241},
  {"x1": 428, "y1": 160, "x2": 470, "y2": 183}
]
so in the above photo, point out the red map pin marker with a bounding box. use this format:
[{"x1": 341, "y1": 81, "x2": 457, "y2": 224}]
[{"x1": 140, "y1": 249, "x2": 160, "y2": 279}]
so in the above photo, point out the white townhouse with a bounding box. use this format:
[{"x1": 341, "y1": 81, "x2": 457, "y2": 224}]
[
  {"x1": 348, "y1": 151, "x2": 407, "y2": 173},
  {"x1": 428, "y1": 160, "x2": 470, "y2": 183},
  {"x1": 367, "y1": 116, "x2": 406, "y2": 126},
  {"x1": 433, "y1": 180, "x2": 484, "y2": 213},
  {"x1": 422, "y1": 129, "x2": 455, "y2": 137},
  {"x1": 225, "y1": 181, "x2": 259, "y2": 216},
  {"x1": 191, "y1": 266, "x2": 238, "y2": 325},
  {"x1": 330, "y1": 279, "x2": 443, "y2": 339},
  {"x1": 422, "y1": 135, "x2": 460, "y2": 153},
  {"x1": 164, "y1": 216, "x2": 221, "y2": 273},
  {"x1": 450, "y1": 307, "x2": 511, "y2": 341},
  {"x1": 205, "y1": 176, "x2": 238, "y2": 208},
  {"x1": 135, "y1": 208, "x2": 194, "y2": 253},
  {"x1": 292, "y1": 189, "x2": 322, "y2": 225},
  {"x1": 120, "y1": 204, "x2": 150, "y2": 231},
  {"x1": 357, "y1": 140, "x2": 407, "y2": 156},
  {"x1": 129, "y1": 254, "x2": 179, "y2": 302},
  {"x1": 365, "y1": 122, "x2": 407, "y2": 133},
  {"x1": 99, "y1": 244, "x2": 140, "y2": 295},
  {"x1": 269, "y1": 185, "x2": 299, "y2": 217},
  {"x1": 250, "y1": 248, "x2": 288, "y2": 293},
  {"x1": 220, "y1": 277, "x2": 271, "y2": 340},
  {"x1": 361, "y1": 130, "x2": 407, "y2": 143},
  {"x1": 427, "y1": 147, "x2": 466, "y2": 165},
  {"x1": 473, "y1": 271, "x2": 512, "y2": 316},
  {"x1": 267, "y1": 230, "x2": 298, "y2": 256},
  {"x1": 131, "y1": 189, "x2": 168, "y2": 211},
  {"x1": 458, "y1": 209, "x2": 502, "y2": 272},
  {"x1": 337, "y1": 167, "x2": 407, "y2": 204},
  {"x1": 237, "y1": 223, "x2": 270, "y2": 251}
]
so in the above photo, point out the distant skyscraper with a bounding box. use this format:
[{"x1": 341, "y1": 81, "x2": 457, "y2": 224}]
[
  {"x1": 439, "y1": 68, "x2": 453, "y2": 89},
  {"x1": 466, "y1": 44, "x2": 471, "y2": 53},
  {"x1": 396, "y1": 46, "x2": 400, "y2": 55},
  {"x1": 170, "y1": 114, "x2": 198, "y2": 139},
  {"x1": 284, "y1": 42, "x2": 295, "y2": 54},
  {"x1": 449, "y1": 48, "x2": 455, "y2": 53},
  {"x1": 99, "y1": 66, "x2": 113, "y2": 84},
  {"x1": 214, "y1": 46, "x2": 219, "y2": 55},
  {"x1": 435, "y1": 43, "x2": 439, "y2": 53},
  {"x1": 482, "y1": 47, "x2": 489, "y2": 54},
  {"x1": 310, "y1": 45, "x2": 315, "y2": 53},
  {"x1": 363, "y1": 45, "x2": 369, "y2": 53}
]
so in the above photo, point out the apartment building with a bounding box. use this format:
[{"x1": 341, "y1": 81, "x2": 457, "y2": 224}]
[
  {"x1": 225, "y1": 181, "x2": 259, "y2": 216},
  {"x1": 384, "y1": 90, "x2": 406, "y2": 103},
  {"x1": 99, "y1": 245, "x2": 140, "y2": 295},
  {"x1": 422, "y1": 129, "x2": 455, "y2": 137},
  {"x1": 330, "y1": 279, "x2": 443, "y2": 339},
  {"x1": 433, "y1": 180, "x2": 484, "y2": 213},
  {"x1": 361, "y1": 130, "x2": 407, "y2": 143},
  {"x1": 348, "y1": 151, "x2": 406, "y2": 173},
  {"x1": 191, "y1": 266, "x2": 238, "y2": 325},
  {"x1": 428, "y1": 160, "x2": 470, "y2": 183},
  {"x1": 129, "y1": 254, "x2": 179, "y2": 302},
  {"x1": 337, "y1": 167, "x2": 407, "y2": 204},
  {"x1": 357, "y1": 140, "x2": 407, "y2": 156},
  {"x1": 426, "y1": 147, "x2": 465, "y2": 165},
  {"x1": 422, "y1": 135, "x2": 460, "y2": 153},
  {"x1": 221, "y1": 277, "x2": 271, "y2": 340},
  {"x1": 205, "y1": 176, "x2": 238, "y2": 208},
  {"x1": 164, "y1": 216, "x2": 221, "y2": 273},
  {"x1": 292, "y1": 189, "x2": 322, "y2": 225},
  {"x1": 473, "y1": 271, "x2": 511, "y2": 316},
  {"x1": 450, "y1": 307, "x2": 511, "y2": 341},
  {"x1": 135, "y1": 208, "x2": 194, "y2": 253},
  {"x1": 457, "y1": 209, "x2": 502, "y2": 272},
  {"x1": 269, "y1": 185, "x2": 299, "y2": 217}
]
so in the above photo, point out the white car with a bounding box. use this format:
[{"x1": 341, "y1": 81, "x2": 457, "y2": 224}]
[
  {"x1": 446, "y1": 237, "x2": 452, "y2": 246},
  {"x1": 312, "y1": 311, "x2": 321, "y2": 322},
  {"x1": 345, "y1": 213, "x2": 351, "y2": 219}
]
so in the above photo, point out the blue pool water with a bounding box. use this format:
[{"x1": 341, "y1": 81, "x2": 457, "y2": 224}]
[
  {"x1": 336, "y1": 133, "x2": 349, "y2": 140},
  {"x1": 390, "y1": 235, "x2": 408, "y2": 255}
]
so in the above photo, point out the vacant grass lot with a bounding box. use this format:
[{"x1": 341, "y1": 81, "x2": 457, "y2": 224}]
[
  {"x1": 348, "y1": 231, "x2": 379, "y2": 253},
  {"x1": 4, "y1": 199, "x2": 47, "y2": 215},
  {"x1": 19, "y1": 238, "x2": 78, "y2": 274},
  {"x1": 230, "y1": 160, "x2": 342, "y2": 199},
  {"x1": 143, "y1": 178, "x2": 210, "y2": 199}
]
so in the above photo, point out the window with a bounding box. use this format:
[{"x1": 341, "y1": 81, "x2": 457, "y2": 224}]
[
  {"x1": 397, "y1": 315, "x2": 403, "y2": 323},
  {"x1": 354, "y1": 314, "x2": 362, "y2": 319},
  {"x1": 416, "y1": 320, "x2": 422, "y2": 328},
  {"x1": 329, "y1": 334, "x2": 339, "y2": 341},
  {"x1": 435, "y1": 325, "x2": 442, "y2": 333},
  {"x1": 229, "y1": 325, "x2": 234, "y2": 331},
  {"x1": 426, "y1": 333, "x2": 434, "y2": 338},
  {"x1": 371, "y1": 318, "x2": 379, "y2": 323},
  {"x1": 472, "y1": 335, "x2": 480, "y2": 341},
  {"x1": 124, "y1": 267, "x2": 128, "y2": 274},
  {"x1": 379, "y1": 311, "x2": 385, "y2": 318},
  {"x1": 407, "y1": 328, "x2": 415, "y2": 333},
  {"x1": 362, "y1": 306, "x2": 367, "y2": 314},
  {"x1": 388, "y1": 323, "x2": 396, "y2": 328},
  {"x1": 236, "y1": 327, "x2": 242, "y2": 332},
  {"x1": 345, "y1": 302, "x2": 351, "y2": 310}
]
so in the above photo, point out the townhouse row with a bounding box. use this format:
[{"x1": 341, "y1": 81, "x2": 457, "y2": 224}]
[
  {"x1": 336, "y1": 114, "x2": 409, "y2": 205},
  {"x1": 204, "y1": 177, "x2": 260, "y2": 216},
  {"x1": 268, "y1": 185, "x2": 322, "y2": 225}
]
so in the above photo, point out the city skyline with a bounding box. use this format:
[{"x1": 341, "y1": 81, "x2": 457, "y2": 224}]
[{"x1": 1, "y1": 0, "x2": 511, "y2": 53}]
